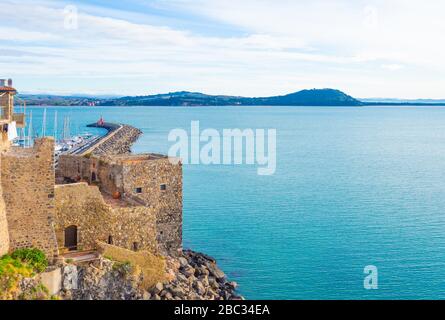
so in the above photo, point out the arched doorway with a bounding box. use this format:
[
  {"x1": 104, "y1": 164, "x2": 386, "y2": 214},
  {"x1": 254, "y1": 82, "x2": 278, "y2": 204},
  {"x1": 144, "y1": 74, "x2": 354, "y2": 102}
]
[
  {"x1": 65, "y1": 225, "x2": 78, "y2": 251},
  {"x1": 91, "y1": 172, "x2": 97, "y2": 182}
]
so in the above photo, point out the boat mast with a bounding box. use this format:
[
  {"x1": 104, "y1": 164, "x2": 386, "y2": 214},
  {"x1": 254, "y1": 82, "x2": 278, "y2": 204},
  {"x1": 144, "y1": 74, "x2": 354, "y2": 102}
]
[
  {"x1": 41, "y1": 108, "x2": 47, "y2": 137},
  {"x1": 62, "y1": 117, "x2": 66, "y2": 141},
  {"x1": 54, "y1": 110, "x2": 58, "y2": 142},
  {"x1": 62, "y1": 116, "x2": 71, "y2": 141},
  {"x1": 27, "y1": 110, "x2": 33, "y2": 148},
  {"x1": 66, "y1": 116, "x2": 71, "y2": 140}
]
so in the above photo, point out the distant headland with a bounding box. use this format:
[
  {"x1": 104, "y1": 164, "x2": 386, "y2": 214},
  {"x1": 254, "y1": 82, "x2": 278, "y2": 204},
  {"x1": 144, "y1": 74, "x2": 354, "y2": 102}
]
[
  {"x1": 17, "y1": 89, "x2": 445, "y2": 107},
  {"x1": 17, "y1": 89, "x2": 358, "y2": 107}
]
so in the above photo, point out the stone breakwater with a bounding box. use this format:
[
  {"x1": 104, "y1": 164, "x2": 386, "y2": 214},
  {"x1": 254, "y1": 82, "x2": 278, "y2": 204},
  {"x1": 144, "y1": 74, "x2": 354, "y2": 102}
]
[
  {"x1": 86, "y1": 122, "x2": 142, "y2": 156},
  {"x1": 60, "y1": 250, "x2": 243, "y2": 300}
]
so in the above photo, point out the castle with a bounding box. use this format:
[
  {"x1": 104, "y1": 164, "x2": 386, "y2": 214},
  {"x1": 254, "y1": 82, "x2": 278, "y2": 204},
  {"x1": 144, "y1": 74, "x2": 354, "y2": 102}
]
[{"x1": 0, "y1": 80, "x2": 182, "y2": 261}]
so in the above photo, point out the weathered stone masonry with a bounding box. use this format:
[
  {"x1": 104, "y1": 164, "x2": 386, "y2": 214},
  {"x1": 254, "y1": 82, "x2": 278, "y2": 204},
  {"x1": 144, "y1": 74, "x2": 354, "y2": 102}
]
[
  {"x1": 0, "y1": 115, "x2": 182, "y2": 263},
  {"x1": 1, "y1": 139, "x2": 58, "y2": 259},
  {"x1": 56, "y1": 153, "x2": 183, "y2": 256},
  {"x1": 54, "y1": 183, "x2": 158, "y2": 254},
  {"x1": 0, "y1": 177, "x2": 9, "y2": 256},
  {"x1": 120, "y1": 156, "x2": 182, "y2": 254}
]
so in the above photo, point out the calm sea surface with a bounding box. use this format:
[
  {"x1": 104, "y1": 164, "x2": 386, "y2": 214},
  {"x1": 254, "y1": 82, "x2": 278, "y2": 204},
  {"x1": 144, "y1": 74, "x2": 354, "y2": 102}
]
[{"x1": 22, "y1": 105, "x2": 445, "y2": 299}]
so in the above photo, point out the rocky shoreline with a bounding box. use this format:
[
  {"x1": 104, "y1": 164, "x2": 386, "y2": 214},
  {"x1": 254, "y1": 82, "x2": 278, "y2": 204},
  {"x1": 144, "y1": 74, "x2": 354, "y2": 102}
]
[
  {"x1": 57, "y1": 123, "x2": 243, "y2": 300},
  {"x1": 157, "y1": 250, "x2": 243, "y2": 300},
  {"x1": 59, "y1": 250, "x2": 243, "y2": 300}
]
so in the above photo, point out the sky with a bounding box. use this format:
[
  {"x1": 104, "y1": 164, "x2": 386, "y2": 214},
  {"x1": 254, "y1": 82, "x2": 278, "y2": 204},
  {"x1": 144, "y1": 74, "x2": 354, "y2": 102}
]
[{"x1": 1, "y1": 0, "x2": 445, "y2": 98}]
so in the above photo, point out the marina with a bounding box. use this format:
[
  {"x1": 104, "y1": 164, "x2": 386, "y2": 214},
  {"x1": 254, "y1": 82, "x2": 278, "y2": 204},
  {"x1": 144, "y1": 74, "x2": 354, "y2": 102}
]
[{"x1": 11, "y1": 109, "x2": 110, "y2": 162}]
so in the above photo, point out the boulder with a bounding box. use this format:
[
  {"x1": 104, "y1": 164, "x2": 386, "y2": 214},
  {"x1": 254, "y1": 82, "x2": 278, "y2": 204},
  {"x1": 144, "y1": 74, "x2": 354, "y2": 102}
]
[
  {"x1": 182, "y1": 266, "x2": 195, "y2": 277},
  {"x1": 178, "y1": 257, "x2": 189, "y2": 268},
  {"x1": 153, "y1": 282, "x2": 163, "y2": 294},
  {"x1": 62, "y1": 265, "x2": 78, "y2": 290},
  {"x1": 194, "y1": 281, "x2": 206, "y2": 295}
]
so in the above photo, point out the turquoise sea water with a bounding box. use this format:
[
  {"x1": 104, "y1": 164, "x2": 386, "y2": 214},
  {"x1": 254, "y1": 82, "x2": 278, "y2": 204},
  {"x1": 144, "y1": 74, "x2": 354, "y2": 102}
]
[{"x1": 22, "y1": 105, "x2": 445, "y2": 299}]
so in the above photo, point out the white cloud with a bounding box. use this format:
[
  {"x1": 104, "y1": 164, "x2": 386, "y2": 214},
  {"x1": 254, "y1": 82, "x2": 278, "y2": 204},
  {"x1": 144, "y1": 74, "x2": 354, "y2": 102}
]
[
  {"x1": 1, "y1": 0, "x2": 445, "y2": 98},
  {"x1": 381, "y1": 64, "x2": 404, "y2": 71},
  {"x1": 0, "y1": 27, "x2": 57, "y2": 41}
]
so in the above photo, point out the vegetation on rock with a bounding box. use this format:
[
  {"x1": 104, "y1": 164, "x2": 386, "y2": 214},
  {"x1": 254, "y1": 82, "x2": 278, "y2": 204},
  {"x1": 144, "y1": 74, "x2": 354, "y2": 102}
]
[
  {"x1": 11, "y1": 248, "x2": 48, "y2": 273},
  {"x1": 97, "y1": 241, "x2": 167, "y2": 289},
  {"x1": 0, "y1": 248, "x2": 48, "y2": 300}
]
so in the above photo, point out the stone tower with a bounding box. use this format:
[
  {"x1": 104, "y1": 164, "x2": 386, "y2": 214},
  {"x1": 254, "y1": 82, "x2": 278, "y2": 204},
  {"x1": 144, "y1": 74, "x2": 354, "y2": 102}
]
[
  {"x1": 0, "y1": 79, "x2": 17, "y2": 256},
  {"x1": 0, "y1": 172, "x2": 8, "y2": 256},
  {"x1": 1, "y1": 138, "x2": 59, "y2": 260}
]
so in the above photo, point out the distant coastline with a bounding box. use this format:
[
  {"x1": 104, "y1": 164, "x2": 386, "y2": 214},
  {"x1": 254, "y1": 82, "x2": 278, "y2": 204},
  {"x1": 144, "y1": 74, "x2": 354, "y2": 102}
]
[{"x1": 17, "y1": 88, "x2": 445, "y2": 107}]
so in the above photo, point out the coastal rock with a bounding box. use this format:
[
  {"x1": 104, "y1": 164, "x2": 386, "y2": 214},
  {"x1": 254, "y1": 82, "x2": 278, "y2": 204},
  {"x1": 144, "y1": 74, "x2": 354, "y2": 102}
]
[
  {"x1": 137, "y1": 250, "x2": 244, "y2": 300},
  {"x1": 90, "y1": 125, "x2": 143, "y2": 156},
  {"x1": 182, "y1": 266, "x2": 195, "y2": 277},
  {"x1": 208, "y1": 265, "x2": 225, "y2": 281},
  {"x1": 178, "y1": 257, "x2": 189, "y2": 268},
  {"x1": 60, "y1": 257, "x2": 146, "y2": 300},
  {"x1": 227, "y1": 281, "x2": 238, "y2": 290},
  {"x1": 153, "y1": 282, "x2": 163, "y2": 294},
  {"x1": 62, "y1": 265, "x2": 78, "y2": 290}
]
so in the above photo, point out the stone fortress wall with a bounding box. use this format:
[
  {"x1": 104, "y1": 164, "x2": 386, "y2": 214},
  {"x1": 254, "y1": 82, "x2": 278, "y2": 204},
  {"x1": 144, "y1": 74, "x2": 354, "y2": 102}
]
[
  {"x1": 54, "y1": 183, "x2": 158, "y2": 253},
  {"x1": 120, "y1": 155, "x2": 182, "y2": 254},
  {"x1": 0, "y1": 119, "x2": 182, "y2": 262},
  {"x1": 1, "y1": 139, "x2": 58, "y2": 259},
  {"x1": 56, "y1": 151, "x2": 182, "y2": 256},
  {"x1": 0, "y1": 175, "x2": 9, "y2": 256}
]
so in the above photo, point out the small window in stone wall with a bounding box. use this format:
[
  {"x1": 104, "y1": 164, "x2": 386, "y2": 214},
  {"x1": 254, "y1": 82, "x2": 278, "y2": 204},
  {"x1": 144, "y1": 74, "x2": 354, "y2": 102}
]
[
  {"x1": 160, "y1": 184, "x2": 167, "y2": 191},
  {"x1": 133, "y1": 242, "x2": 139, "y2": 251},
  {"x1": 108, "y1": 235, "x2": 113, "y2": 245},
  {"x1": 135, "y1": 187, "x2": 143, "y2": 194}
]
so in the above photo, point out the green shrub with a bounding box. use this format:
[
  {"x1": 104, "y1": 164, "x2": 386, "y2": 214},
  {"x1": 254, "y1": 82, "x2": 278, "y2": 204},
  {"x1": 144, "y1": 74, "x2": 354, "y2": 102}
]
[
  {"x1": 0, "y1": 254, "x2": 34, "y2": 299},
  {"x1": 11, "y1": 248, "x2": 48, "y2": 273},
  {"x1": 19, "y1": 283, "x2": 50, "y2": 300},
  {"x1": 112, "y1": 260, "x2": 133, "y2": 276}
]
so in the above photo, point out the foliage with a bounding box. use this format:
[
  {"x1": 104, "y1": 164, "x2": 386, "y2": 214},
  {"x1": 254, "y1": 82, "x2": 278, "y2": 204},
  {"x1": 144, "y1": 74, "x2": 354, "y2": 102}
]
[
  {"x1": 0, "y1": 249, "x2": 49, "y2": 300},
  {"x1": 98, "y1": 241, "x2": 166, "y2": 289},
  {"x1": 112, "y1": 260, "x2": 133, "y2": 276},
  {"x1": 19, "y1": 283, "x2": 50, "y2": 300},
  {"x1": 0, "y1": 254, "x2": 34, "y2": 299},
  {"x1": 11, "y1": 248, "x2": 48, "y2": 273}
]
